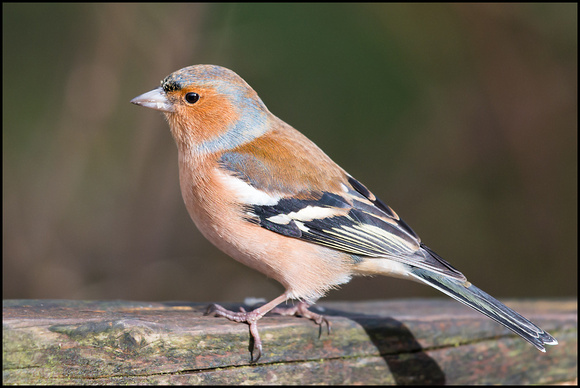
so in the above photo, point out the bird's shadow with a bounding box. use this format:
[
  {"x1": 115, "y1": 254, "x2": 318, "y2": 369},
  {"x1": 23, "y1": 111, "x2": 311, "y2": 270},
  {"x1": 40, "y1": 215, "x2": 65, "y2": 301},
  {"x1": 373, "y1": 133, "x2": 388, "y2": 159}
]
[{"x1": 320, "y1": 306, "x2": 446, "y2": 385}]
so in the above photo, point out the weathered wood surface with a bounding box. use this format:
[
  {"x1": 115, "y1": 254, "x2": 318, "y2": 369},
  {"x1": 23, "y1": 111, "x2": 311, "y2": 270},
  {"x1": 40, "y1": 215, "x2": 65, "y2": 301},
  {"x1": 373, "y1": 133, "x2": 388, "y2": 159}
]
[{"x1": 3, "y1": 298, "x2": 576, "y2": 385}]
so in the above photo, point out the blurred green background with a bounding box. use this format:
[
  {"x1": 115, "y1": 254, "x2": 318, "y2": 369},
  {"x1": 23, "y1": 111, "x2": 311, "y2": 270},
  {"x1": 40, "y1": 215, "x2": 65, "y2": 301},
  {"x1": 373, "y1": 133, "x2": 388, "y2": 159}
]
[{"x1": 3, "y1": 4, "x2": 577, "y2": 304}]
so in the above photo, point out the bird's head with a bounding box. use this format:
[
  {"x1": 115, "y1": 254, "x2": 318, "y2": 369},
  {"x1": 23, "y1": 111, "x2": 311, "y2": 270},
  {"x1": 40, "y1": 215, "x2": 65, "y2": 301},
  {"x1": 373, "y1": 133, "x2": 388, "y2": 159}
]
[{"x1": 131, "y1": 65, "x2": 271, "y2": 153}]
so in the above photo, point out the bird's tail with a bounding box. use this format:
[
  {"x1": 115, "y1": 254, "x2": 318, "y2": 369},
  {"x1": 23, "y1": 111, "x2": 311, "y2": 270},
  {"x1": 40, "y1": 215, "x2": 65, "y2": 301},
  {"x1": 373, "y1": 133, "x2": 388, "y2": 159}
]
[{"x1": 410, "y1": 267, "x2": 558, "y2": 352}]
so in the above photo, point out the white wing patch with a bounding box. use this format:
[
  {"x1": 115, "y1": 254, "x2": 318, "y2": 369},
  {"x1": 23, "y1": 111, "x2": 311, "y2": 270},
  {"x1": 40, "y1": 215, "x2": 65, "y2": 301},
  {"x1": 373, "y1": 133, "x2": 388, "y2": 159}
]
[
  {"x1": 267, "y1": 205, "x2": 342, "y2": 225},
  {"x1": 215, "y1": 169, "x2": 281, "y2": 206}
]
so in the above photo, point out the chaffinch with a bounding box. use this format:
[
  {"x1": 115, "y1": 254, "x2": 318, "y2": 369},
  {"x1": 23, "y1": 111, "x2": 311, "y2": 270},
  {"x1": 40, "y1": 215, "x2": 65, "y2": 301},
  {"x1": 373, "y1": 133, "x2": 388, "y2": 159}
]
[{"x1": 131, "y1": 64, "x2": 557, "y2": 361}]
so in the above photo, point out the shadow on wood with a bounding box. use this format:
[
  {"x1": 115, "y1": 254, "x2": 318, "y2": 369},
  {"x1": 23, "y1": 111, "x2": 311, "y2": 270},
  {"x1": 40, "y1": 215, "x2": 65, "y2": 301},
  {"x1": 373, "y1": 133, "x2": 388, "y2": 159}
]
[{"x1": 344, "y1": 314, "x2": 445, "y2": 384}]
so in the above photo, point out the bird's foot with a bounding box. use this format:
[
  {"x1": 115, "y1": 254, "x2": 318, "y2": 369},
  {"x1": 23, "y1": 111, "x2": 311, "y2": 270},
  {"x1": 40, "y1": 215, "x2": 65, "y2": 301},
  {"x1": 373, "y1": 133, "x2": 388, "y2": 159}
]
[
  {"x1": 205, "y1": 303, "x2": 264, "y2": 362},
  {"x1": 272, "y1": 301, "x2": 331, "y2": 337}
]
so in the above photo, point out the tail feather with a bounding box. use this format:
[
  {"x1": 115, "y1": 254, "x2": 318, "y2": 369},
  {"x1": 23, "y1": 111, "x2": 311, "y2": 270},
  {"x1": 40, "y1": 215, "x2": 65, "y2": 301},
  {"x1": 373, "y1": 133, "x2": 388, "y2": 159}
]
[{"x1": 411, "y1": 268, "x2": 558, "y2": 352}]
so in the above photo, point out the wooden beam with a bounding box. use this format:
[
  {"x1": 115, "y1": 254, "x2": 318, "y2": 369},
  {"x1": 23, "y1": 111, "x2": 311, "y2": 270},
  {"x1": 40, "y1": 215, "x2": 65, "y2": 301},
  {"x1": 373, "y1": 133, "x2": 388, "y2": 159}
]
[{"x1": 3, "y1": 298, "x2": 576, "y2": 384}]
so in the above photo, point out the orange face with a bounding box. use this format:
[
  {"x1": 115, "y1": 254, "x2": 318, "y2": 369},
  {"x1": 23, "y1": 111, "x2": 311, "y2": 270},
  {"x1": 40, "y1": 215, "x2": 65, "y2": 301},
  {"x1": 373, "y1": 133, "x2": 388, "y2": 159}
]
[
  {"x1": 163, "y1": 84, "x2": 239, "y2": 149},
  {"x1": 159, "y1": 65, "x2": 271, "y2": 154}
]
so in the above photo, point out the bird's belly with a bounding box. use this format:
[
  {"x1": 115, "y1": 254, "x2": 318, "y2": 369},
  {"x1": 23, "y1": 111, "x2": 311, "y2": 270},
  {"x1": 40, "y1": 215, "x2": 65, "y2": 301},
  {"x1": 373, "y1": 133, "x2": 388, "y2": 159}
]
[{"x1": 182, "y1": 182, "x2": 353, "y2": 302}]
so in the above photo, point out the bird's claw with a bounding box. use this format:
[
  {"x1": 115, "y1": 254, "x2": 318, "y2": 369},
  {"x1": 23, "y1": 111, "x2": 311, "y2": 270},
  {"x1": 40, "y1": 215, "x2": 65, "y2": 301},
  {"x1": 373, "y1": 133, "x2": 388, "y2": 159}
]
[
  {"x1": 272, "y1": 301, "x2": 331, "y2": 337},
  {"x1": 248, "y1": 320, "x2": 263, "y2": 362},
  {"x1": 204, "y1": 303, "x2": 264, "y2": 363},
  {"x1": 317, "y1": 316, "x2": 331, "y2": 337}
]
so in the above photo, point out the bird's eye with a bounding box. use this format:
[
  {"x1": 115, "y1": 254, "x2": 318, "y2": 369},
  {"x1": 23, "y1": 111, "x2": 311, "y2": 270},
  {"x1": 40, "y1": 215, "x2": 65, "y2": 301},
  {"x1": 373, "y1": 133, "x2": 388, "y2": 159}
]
[{"x1": 184, "y1": 92, "x2": 200, "y2": 104}]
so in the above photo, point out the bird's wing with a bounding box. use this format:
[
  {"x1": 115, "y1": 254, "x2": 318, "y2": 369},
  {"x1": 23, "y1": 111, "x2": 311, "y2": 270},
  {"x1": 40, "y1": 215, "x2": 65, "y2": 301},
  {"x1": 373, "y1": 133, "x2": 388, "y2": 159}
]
[
  {"x1": 218, "y1": 146, "x2": 465, "y2": 281},
  {"x1": 251, "y1": 175, "x2": 465, "y2": 280}
]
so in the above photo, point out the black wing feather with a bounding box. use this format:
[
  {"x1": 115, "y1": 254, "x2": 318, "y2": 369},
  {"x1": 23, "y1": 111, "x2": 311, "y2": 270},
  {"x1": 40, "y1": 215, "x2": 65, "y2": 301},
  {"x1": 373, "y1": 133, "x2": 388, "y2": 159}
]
[{"x1": 244, "y1": 175, "x2": 465, "y2": 280}]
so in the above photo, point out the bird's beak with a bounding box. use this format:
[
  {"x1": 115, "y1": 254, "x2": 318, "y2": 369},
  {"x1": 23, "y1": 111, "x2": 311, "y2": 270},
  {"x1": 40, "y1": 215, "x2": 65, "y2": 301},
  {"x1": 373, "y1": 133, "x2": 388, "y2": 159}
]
[{"x1": 130, "y1": 87, "x2": 174, "y2": 112}]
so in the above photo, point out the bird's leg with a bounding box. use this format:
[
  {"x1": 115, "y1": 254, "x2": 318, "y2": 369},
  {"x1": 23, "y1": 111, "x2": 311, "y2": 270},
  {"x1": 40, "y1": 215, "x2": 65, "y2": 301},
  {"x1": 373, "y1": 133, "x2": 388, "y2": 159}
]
[
  {"x1": 205, "y1": 293, "x2": 288, "y2": 362},
  {"x1": 272, "y1": 301, "x2": 331, "y2": 337}
]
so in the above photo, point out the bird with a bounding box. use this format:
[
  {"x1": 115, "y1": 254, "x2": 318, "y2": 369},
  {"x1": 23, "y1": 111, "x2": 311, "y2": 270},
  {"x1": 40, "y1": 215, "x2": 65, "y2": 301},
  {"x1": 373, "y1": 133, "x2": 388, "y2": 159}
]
[{"x1": 131, "y1": 64, "x2": 557, "y2": 361}]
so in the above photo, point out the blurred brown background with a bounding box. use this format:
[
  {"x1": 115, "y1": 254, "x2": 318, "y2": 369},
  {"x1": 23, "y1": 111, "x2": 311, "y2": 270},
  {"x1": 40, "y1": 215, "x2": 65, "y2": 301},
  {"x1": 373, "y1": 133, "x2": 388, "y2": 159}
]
[{"x1": 3, "y1": 4, "x2": 577, "y2": 303}]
